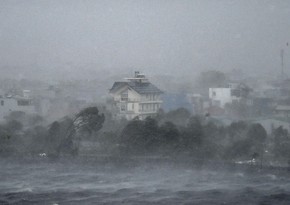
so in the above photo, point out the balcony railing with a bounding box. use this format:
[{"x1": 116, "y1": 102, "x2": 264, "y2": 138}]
[{"x1": 139, "y1": 100, "x2": 162, "y2": 104}]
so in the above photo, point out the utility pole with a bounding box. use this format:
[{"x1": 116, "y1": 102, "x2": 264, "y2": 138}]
[{"x1": 281, "y1": 49, "x2": 284, "y2": 81}]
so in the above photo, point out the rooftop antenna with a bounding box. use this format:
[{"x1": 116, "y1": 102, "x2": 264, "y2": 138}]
[{"x1": 125, "y1": 71, "x2": 148, "y2": 83}]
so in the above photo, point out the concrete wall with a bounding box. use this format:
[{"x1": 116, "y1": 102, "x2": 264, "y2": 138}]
[
  {"x1": 0, "y1": 97, "x2": 36, "y2": 121},
  {"x1": 110, "y1": 86, "x2": 162, "y2": 120},
  {"x1": 209, "y1": 88, "x2": 231, "y2": 107}
]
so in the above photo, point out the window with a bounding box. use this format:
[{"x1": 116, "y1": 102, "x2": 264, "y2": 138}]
[
  {"x1": 121, "y1": 104, "x2": 126, "y2": 111},
  {"x1": 212, "y1": 91, "x2": 216, "y2": 97},
  {"x1": 121, "y1": 92, "x2": 128, "y2": 101},
  {"x1": 17, "y1": 100, "x2": 30, "y2": 106},
  {"x1": 231, "y1": 89, "x2": 240, "y2": 97},
  {"x1": 132, "y1": 103, "x2": 134, "y2": 109},
  {"x1": 1, "y1": 100, "x2": 4, "y2": 106}
]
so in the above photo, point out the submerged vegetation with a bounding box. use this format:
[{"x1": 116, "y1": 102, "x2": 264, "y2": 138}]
[{"x1": 0, "y1": 107, "x2": 290, "y2": 166}]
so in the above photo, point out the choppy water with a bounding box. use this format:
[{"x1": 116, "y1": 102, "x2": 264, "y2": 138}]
[{"x1": 1, "y1": 158, "x2": 290, "y2": 205}]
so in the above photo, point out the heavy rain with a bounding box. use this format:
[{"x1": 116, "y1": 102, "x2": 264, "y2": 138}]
[{"x1": 1, "y1": 0, "x2": 290, "y2": 204}]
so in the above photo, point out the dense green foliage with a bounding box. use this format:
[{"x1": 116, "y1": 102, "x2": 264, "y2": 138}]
[
  {"x1": 0, "y1": 107, "x2": 105, "y2": 158},
  {"x1": 116, "y1": 109, "x2": 287, "y2": 165},
  {"x1": 1, "y1": 107, "x2": 290, "y2": 166}
]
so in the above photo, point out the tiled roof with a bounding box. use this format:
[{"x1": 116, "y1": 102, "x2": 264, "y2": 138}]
[
  {"x1": 110, "y1": 81, "x2": 163, "y2": 94},
  {"x1": 109, "y1": 82, "x2": 127, "y2": 93}
]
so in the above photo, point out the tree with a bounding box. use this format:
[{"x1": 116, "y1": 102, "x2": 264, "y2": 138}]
[
  {"x1": 4, "y1": 111, "x2": 26, "y2": 122},
  {"x1": 179, "y1": 116, "x2": 204, "y2": 155},
  {"x1": 5, "y1": 120, "x2": 23, "y2": 133},
  {"x1": 227, "y1": 121, "x2": 248, "y2": 142},
  {"x1": 163, "y1": 107, "x2": 191, "y2": 126},
  {"x1": 143, "y1": 117, "x2": 162, "y2": 151},
  {"x1": 74, "y1": 107, "x2": 105, "y2": 137},
  {"x1": 246, "y1": 123, "x2": 267, "y2": 161},
  {"x1": 25, "y1": 125, "x2": 47, "y2": 155},
  {"x1": 197, "y1": 70, "x2": 228, "y2": 90},
  {"x1": 119, "y1": 117, "x2": 180, "y2": 155},
  {"x1": 45, "y1": 121, "x2": 62, "y2": 157},
  {"x1": 224, "y1": 139, "x2": 252, "y2": 160},
  {"x1": 272, "y1": 126, "x2": 290, "y2": 160},
  {"x1": 0, "y1": 125, "x2": 14, "y2": 156},
  {"x1": 119, "y1": 119, "x2": 145, "y2": 154},
  {"x1": 247, "y1": 123, "x2": 267, "y2": 144},
  {"x1": 57, "y1": 107, "x2": 105, "y2": 156},
  {"x1": 160, "y1": 121, "x2": 180, "y2": 143},
  {"x1": 187, "y1": 116, "x2": 203, "y2": 141},
  {"x1": 225, "y1": 101, "x2": 250, "y2": 119}
]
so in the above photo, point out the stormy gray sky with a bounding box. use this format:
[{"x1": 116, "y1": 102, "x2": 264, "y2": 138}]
[{"x1": 0, "y1": 0, "x2": 290, "y2": 79}]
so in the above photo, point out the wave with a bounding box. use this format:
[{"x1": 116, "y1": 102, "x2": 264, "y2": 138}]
[{"x1": 1, "y1": 160, "x2": 290, "y2": 204}]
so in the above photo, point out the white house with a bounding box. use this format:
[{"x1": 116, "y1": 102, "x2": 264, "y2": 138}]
[
  {"x1": 209, "y1": 87, "x2": 233, "y2": 108},
  {"x1": 109, "y1": 72, "x2": 163, "y2": 120},
  {"x1": 0, "y1": 93, "x2": 36, "y2": 121},
  {"x1": 209, "y1": 83, "x2": 249, "y2": 108}
]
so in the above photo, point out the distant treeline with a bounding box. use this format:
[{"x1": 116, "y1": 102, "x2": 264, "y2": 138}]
[{"x1": 1, "y1": 107, "x2": 290, "y2": 166}]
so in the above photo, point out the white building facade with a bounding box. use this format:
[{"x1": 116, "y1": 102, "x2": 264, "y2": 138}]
[
  {"x1": 209, "y1": 84, "x2": 244, "y2": 108},
  {"x1": 0, "y1": 96, "x2": 36, "y2": 121},
  {"x1": 109, "y1": 72, "x2": 163, "y2": 120}
]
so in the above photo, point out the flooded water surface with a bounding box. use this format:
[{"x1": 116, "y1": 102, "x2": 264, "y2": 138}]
[{"x1": 1, "y1": 158, "x2": 290, "y2": 205}]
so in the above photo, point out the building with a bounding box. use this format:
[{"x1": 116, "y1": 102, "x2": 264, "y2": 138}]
[
  {"x1": 33, "y1": 85, "x2": 88, "y2": 121},
  {"x1": 209, "y1": 83, "x2": 251, "y2": 108},
  {"x1": 0, "y1": 90, "x2": 36, "y2": 121},
  {"x1": 109, "y1": 72, "x2": 163, "y2": 120},
  {"x1": 275, "y1": 105, "x2": 290, "y2": 118},
  {"x1": 209, "y1": 87, "x2": 234, "y2": 108}
]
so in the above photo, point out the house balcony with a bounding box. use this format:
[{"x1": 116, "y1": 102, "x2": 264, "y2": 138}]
[
  {"x1": 138, "y1": 110, "x2": 158, "y2": 114},
  {"x1": 120, "y1": 110, "x2": 135, "y2": 114},
  {"x1": 118, "y1": 98, "x2": 162, "y2": 103},
  {"x1": 139, "y1": 100, "x2": 162, "y2": 104}
]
